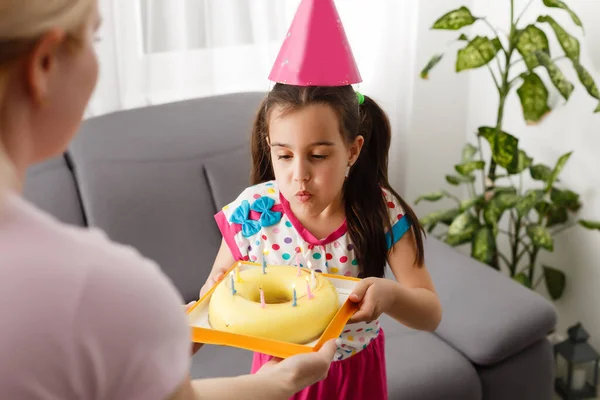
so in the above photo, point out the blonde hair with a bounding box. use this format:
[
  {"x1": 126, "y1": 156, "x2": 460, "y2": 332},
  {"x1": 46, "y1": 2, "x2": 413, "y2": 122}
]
[{"x1": 0, "y1": 0, "x2": 94, "y2": 203}]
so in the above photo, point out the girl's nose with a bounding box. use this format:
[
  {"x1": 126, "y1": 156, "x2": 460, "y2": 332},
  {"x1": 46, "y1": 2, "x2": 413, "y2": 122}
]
[{"x1": 293, "y1": 160, "x2": 310, "y2": 182}]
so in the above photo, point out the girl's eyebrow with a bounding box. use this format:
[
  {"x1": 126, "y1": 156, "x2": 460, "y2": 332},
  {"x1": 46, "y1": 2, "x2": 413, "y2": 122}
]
[{"x1": 271, "y1": 141, "x2": 335, "y2": 148}]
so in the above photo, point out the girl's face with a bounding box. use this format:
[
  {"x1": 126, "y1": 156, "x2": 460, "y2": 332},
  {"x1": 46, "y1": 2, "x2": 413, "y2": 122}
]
[{"x1": 268, "y1": 103, "x2": 363, "y2": 218}]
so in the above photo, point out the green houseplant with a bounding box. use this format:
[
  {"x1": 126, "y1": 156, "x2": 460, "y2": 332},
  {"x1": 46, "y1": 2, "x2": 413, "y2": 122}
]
[{"x1": 417, "y1": 0, "x2": 600, "y2": 300}]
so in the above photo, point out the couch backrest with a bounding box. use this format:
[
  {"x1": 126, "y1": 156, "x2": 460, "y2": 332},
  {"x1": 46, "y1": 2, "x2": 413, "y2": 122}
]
[{"x1": 24, "y1": 92, "x2": 266, "y2": 302}]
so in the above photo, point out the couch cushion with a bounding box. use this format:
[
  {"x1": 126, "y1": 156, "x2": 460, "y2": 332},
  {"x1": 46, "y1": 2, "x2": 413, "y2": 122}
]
[
  {"x1": 424, "y1": 237, "x2": 557, "y2": 366},
  {"x1": 23, "y1": 155, "x2": 86, "y2": 227},
  {"x1": 68, "y1": 92, "x2": 265, "y2": 302},
  {"x1": 381, "y1": 315, "x2": 481, "y2": 400}
]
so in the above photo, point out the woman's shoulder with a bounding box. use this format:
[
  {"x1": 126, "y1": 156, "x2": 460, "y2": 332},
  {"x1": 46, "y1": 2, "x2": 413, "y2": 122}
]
[{"x1": 0, "y1": 194, "x2": 190, "y2": 398}]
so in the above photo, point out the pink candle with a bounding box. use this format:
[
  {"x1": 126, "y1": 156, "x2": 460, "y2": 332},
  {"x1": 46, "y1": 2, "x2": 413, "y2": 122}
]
[
  {"x1": 305, "y1": 277, "x2": 314, "y2": 299},
  {"x1": 259, "y1": 286, "x2": 266, "y2": 308}
]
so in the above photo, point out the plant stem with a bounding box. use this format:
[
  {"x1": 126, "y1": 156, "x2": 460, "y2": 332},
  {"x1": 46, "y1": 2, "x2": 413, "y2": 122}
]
[
  {"x1": 515, "y1": 0, "x2": 534, "y2": 27},
  {"x1": 528, "y1": 246, "x2": 539, "y2": 285},
  {"x1": 510, "y1": 215, "x2": 523, "y2": 276},
  {"x1": 482, "y1": 18, "x2": 508, "y2": 56}
]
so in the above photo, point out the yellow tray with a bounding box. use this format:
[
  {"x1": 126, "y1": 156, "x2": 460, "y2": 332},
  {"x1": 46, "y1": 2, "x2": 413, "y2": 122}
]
[{"x1": 186, "y1": 261, "x2": 360, "y2": 359}]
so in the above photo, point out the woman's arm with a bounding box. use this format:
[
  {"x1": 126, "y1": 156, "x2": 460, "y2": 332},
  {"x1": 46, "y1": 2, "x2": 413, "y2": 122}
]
[{"x1": 167, "y1": 340, "x2": 338, "y2": 400}]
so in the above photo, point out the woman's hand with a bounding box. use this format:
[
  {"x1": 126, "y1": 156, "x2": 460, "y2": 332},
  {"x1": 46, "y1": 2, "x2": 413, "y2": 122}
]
[
  {"x1": 347, "y1": 277, "x2": 398, "y2": 323},
  {"x1": 199, "y1": 266, "x2": 229, "y2": 299},
  {"x1": 257, "y1": 339, "x2": 338, "y2": 396},
  {"x1": 183, "y1": 301, "x2": 203, "y2": 355}
]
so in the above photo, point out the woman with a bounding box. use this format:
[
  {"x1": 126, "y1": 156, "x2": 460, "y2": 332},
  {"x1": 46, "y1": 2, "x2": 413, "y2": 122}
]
[{"x1": 0, "y1": 1, "x2": 337, "y2": 399}]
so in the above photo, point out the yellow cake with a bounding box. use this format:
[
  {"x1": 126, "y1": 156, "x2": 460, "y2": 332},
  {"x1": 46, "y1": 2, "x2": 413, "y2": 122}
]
[{"x1": 208, "y1": 264, "x2": 340, "y2": 344}]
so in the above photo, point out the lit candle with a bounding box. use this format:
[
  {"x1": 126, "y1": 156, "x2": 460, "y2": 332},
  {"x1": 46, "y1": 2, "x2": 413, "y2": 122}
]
[
  {"x1": 311, "y1": 267, "x2": 316, "y2": 285},
  {"x1": 236, "y1": 262, "x2": 242, "y2": 282},
  {"x1": 292, "y1": 284, "x2": 297, "y2": 307},
  {"x1": 306, "y1": 276, "x2": 314, "y2": 299},
  {"x1": 259, "y1": 286, "x2": 266, "y2": 308},
  {"x1": 262, "y1": 252, "x2": 267, "y2": 274},
  {"x1": 230, "y1": 272, "x2": 236, "y2": 295}
]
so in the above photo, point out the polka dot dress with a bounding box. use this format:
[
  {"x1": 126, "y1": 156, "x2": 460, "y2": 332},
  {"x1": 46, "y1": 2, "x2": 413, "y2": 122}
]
[{"x1": 215, "y1": 180, "x2": 409, "y2": 361}]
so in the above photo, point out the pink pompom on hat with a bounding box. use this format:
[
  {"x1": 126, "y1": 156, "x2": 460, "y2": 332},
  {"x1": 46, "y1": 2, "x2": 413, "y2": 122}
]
[{"x1": 268, "y1": 0, "x2": 362, "y2": 87}]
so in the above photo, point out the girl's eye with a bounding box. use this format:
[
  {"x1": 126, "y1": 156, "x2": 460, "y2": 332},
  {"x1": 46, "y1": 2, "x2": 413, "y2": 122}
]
[
  {"x1": 312, "y1": 155, "x2": 328, "y2": 160},
  {"x1": 277, "y1": 155, "x2": 292, "y2": 160}
]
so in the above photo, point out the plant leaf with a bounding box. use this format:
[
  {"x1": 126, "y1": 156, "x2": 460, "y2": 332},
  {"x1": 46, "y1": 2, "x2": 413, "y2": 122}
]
[
  {"x1": 472, "y1": 227, "x2": 496, "y2": 267},
  {"x1": 543, "y1": 265, "x2": 566, "y2": 300},
  {"x1": 578, "y1": 220, "x2": 600, "y2": 230},
  {"x1": 448, "y1": 211, "x2": 479, "y2": 240},
  {"x1": 537, "y1": 15, "x2": 580, "y2": 61},
  {"x1": 458, "y1": 33, "x2": 469, "y2": 41},
  {"x1": 516, "y1": 25, "x2": 550, "y2": 70},
  {"x1": 535, "y1": 51, "x2": 574, "y2": 100},
  {"x1": 572, "y1": 60, "x2": 600, "y2": 100},
  {"x1": 456, "y1": 36, "x2": 501, "y2": 72},
  {"x1": 516, "y1": 189, "x2": 545, "y2": 218},
  {"x1": 478, "y1": 126, "x2": 519, "y2": 169},
  {"x1": 415, "y1": 191, "x2": 447, "y2": 204},
  {"x1": 460, "y1": 196, "x2": 483, "y2": 212},
  {"x1": 551, "y1": 188, "x2": 581, "y2": 212},
  {"x1": 596, "y1": 102, "x2": 600, "y2": 113},
  {"x1": 462, "y1": 143, "x2": 478, "y2": 162},
  {"x1": 542, "y1": 0, "x2": 583, "y2": 29},
  {"x1": 546, "y1": 151, "x2": 572, "y2": 192},
  {"x1": 495, "y1": 192, "x2": 520, "y2": 209},
  {"x1": 455, "y1": 160, "x2": 485, "y2": 176},
  {"x1": 530, "y1": 164, "x2": 553, "y2": 182},
  {"x1": 536, "y1": 203, "x2": 569, "y2": 227},
  {"x1": 446, "y1": 175, "x2": 476, "y2": 186},
  {"x1": 517, "y1": 72, "x2": 551, "y2": 124},
  {"x1": 507, "y1": 150, "x2": 534, "y2": 175},
  {"x1": 432, "y1": 6, "x2": 478, "y2": 30},
  {"x1": 527, "y1": 224, "x2": 554, "y2": 251},
  {"x1": 420, "y1": 208, "x2": 461, "y2": 226},
  {"x1": 420, "y1": 54, "x2": 444, "y2": 80},
  {"x1": 514, "y1": 272, "x2": 532, "y2": 288}
]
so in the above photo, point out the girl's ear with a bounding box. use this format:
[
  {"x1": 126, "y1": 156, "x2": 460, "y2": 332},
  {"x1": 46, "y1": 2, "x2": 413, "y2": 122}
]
[{"x1": 349, "y1": 135, "x2": 364, "y2": 165}]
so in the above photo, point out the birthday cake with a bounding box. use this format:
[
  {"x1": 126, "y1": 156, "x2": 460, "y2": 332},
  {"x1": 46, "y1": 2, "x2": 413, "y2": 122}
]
[{"x1": 208, "y1": 263, "x2": 340, "y2": 344}]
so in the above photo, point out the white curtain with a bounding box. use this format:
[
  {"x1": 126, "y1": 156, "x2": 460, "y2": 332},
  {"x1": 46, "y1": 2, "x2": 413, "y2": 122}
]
[{"x1": 88, "y1": 0, "x2": 418, "y2": 190}]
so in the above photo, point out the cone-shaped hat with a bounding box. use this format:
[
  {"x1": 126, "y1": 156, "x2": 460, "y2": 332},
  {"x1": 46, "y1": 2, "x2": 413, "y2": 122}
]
[{"x1": 268, "y1": 0, "x2": 362, "y2": 86}]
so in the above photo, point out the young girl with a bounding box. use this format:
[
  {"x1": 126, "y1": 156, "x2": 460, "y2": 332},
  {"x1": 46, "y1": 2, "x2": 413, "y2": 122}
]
[{"x1": 201, "y1": 83, "x2": 442, "y2": 399}]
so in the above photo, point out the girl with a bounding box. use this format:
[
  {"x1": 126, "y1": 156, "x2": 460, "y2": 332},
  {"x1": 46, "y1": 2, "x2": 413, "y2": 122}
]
[{"x1": 202, "y1": 83, "x2": 442, "y2": 399}]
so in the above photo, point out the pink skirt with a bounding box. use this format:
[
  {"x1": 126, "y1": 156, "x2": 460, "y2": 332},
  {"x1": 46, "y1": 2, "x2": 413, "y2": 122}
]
[{"x1": 251, "y1": 329, "x2": 388, "y2": 400}]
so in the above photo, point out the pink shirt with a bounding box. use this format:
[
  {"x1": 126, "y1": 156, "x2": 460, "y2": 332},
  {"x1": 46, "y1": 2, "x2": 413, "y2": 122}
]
[{"x1": 0, "y1": 193, "x2": 190, "y2": 399}]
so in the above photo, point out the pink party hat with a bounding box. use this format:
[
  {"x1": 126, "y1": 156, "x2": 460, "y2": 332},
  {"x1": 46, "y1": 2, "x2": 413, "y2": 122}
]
[{"x1": 268, "y1": 0, "x2": 362, "y2": 86}]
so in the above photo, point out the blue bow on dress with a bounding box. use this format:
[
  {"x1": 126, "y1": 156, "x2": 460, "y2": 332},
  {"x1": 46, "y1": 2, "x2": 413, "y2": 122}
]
[
  {"x1": 251, "y1": 197, "x2": 282, "y2": 227},
  {"x1": 229, "y1": 197, "x2": 282, "y2": 238},
  {"x1": 230, "y1": 200, "x2": 261, "y2": 238}
]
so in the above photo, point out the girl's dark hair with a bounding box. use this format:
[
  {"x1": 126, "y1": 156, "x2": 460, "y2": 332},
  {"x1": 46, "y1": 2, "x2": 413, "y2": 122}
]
[{"x1": 250, "y1": 84, "x2": 425, "y2": 278}]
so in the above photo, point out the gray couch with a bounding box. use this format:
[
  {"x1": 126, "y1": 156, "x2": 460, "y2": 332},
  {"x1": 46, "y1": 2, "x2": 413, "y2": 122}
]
[{"x1": 24, "y1": 92, "x2": 558, "y2": 399}]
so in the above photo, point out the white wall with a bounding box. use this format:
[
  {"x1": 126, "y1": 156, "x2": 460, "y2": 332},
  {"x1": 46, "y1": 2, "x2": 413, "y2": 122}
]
[
  {"x1": 403, "y1": 0, "x2": 474, "y2": 217},
  {"x1": 465, "y1": 0, "x2": 600, "y2": 351}
]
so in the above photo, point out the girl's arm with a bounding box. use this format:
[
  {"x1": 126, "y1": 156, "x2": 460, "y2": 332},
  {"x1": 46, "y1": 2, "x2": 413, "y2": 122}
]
[
  {"x1": 384, "y1": 229, "x2": 442, "y2": 331},
  {"x1": 199, "y1": 238, "x2": 236, "y2": 298},
  {"x1": 349, "y1": 230, "x2": 442, "y2": 332}
]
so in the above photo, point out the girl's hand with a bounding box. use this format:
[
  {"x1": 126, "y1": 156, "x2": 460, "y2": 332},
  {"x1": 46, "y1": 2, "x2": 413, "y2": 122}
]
[
  {"x1": 199, "y1": 266, "x2": 229, "y2": 299},
  {"x1": 348, "y1": 278, "x2": 397, "y2": 323}
]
